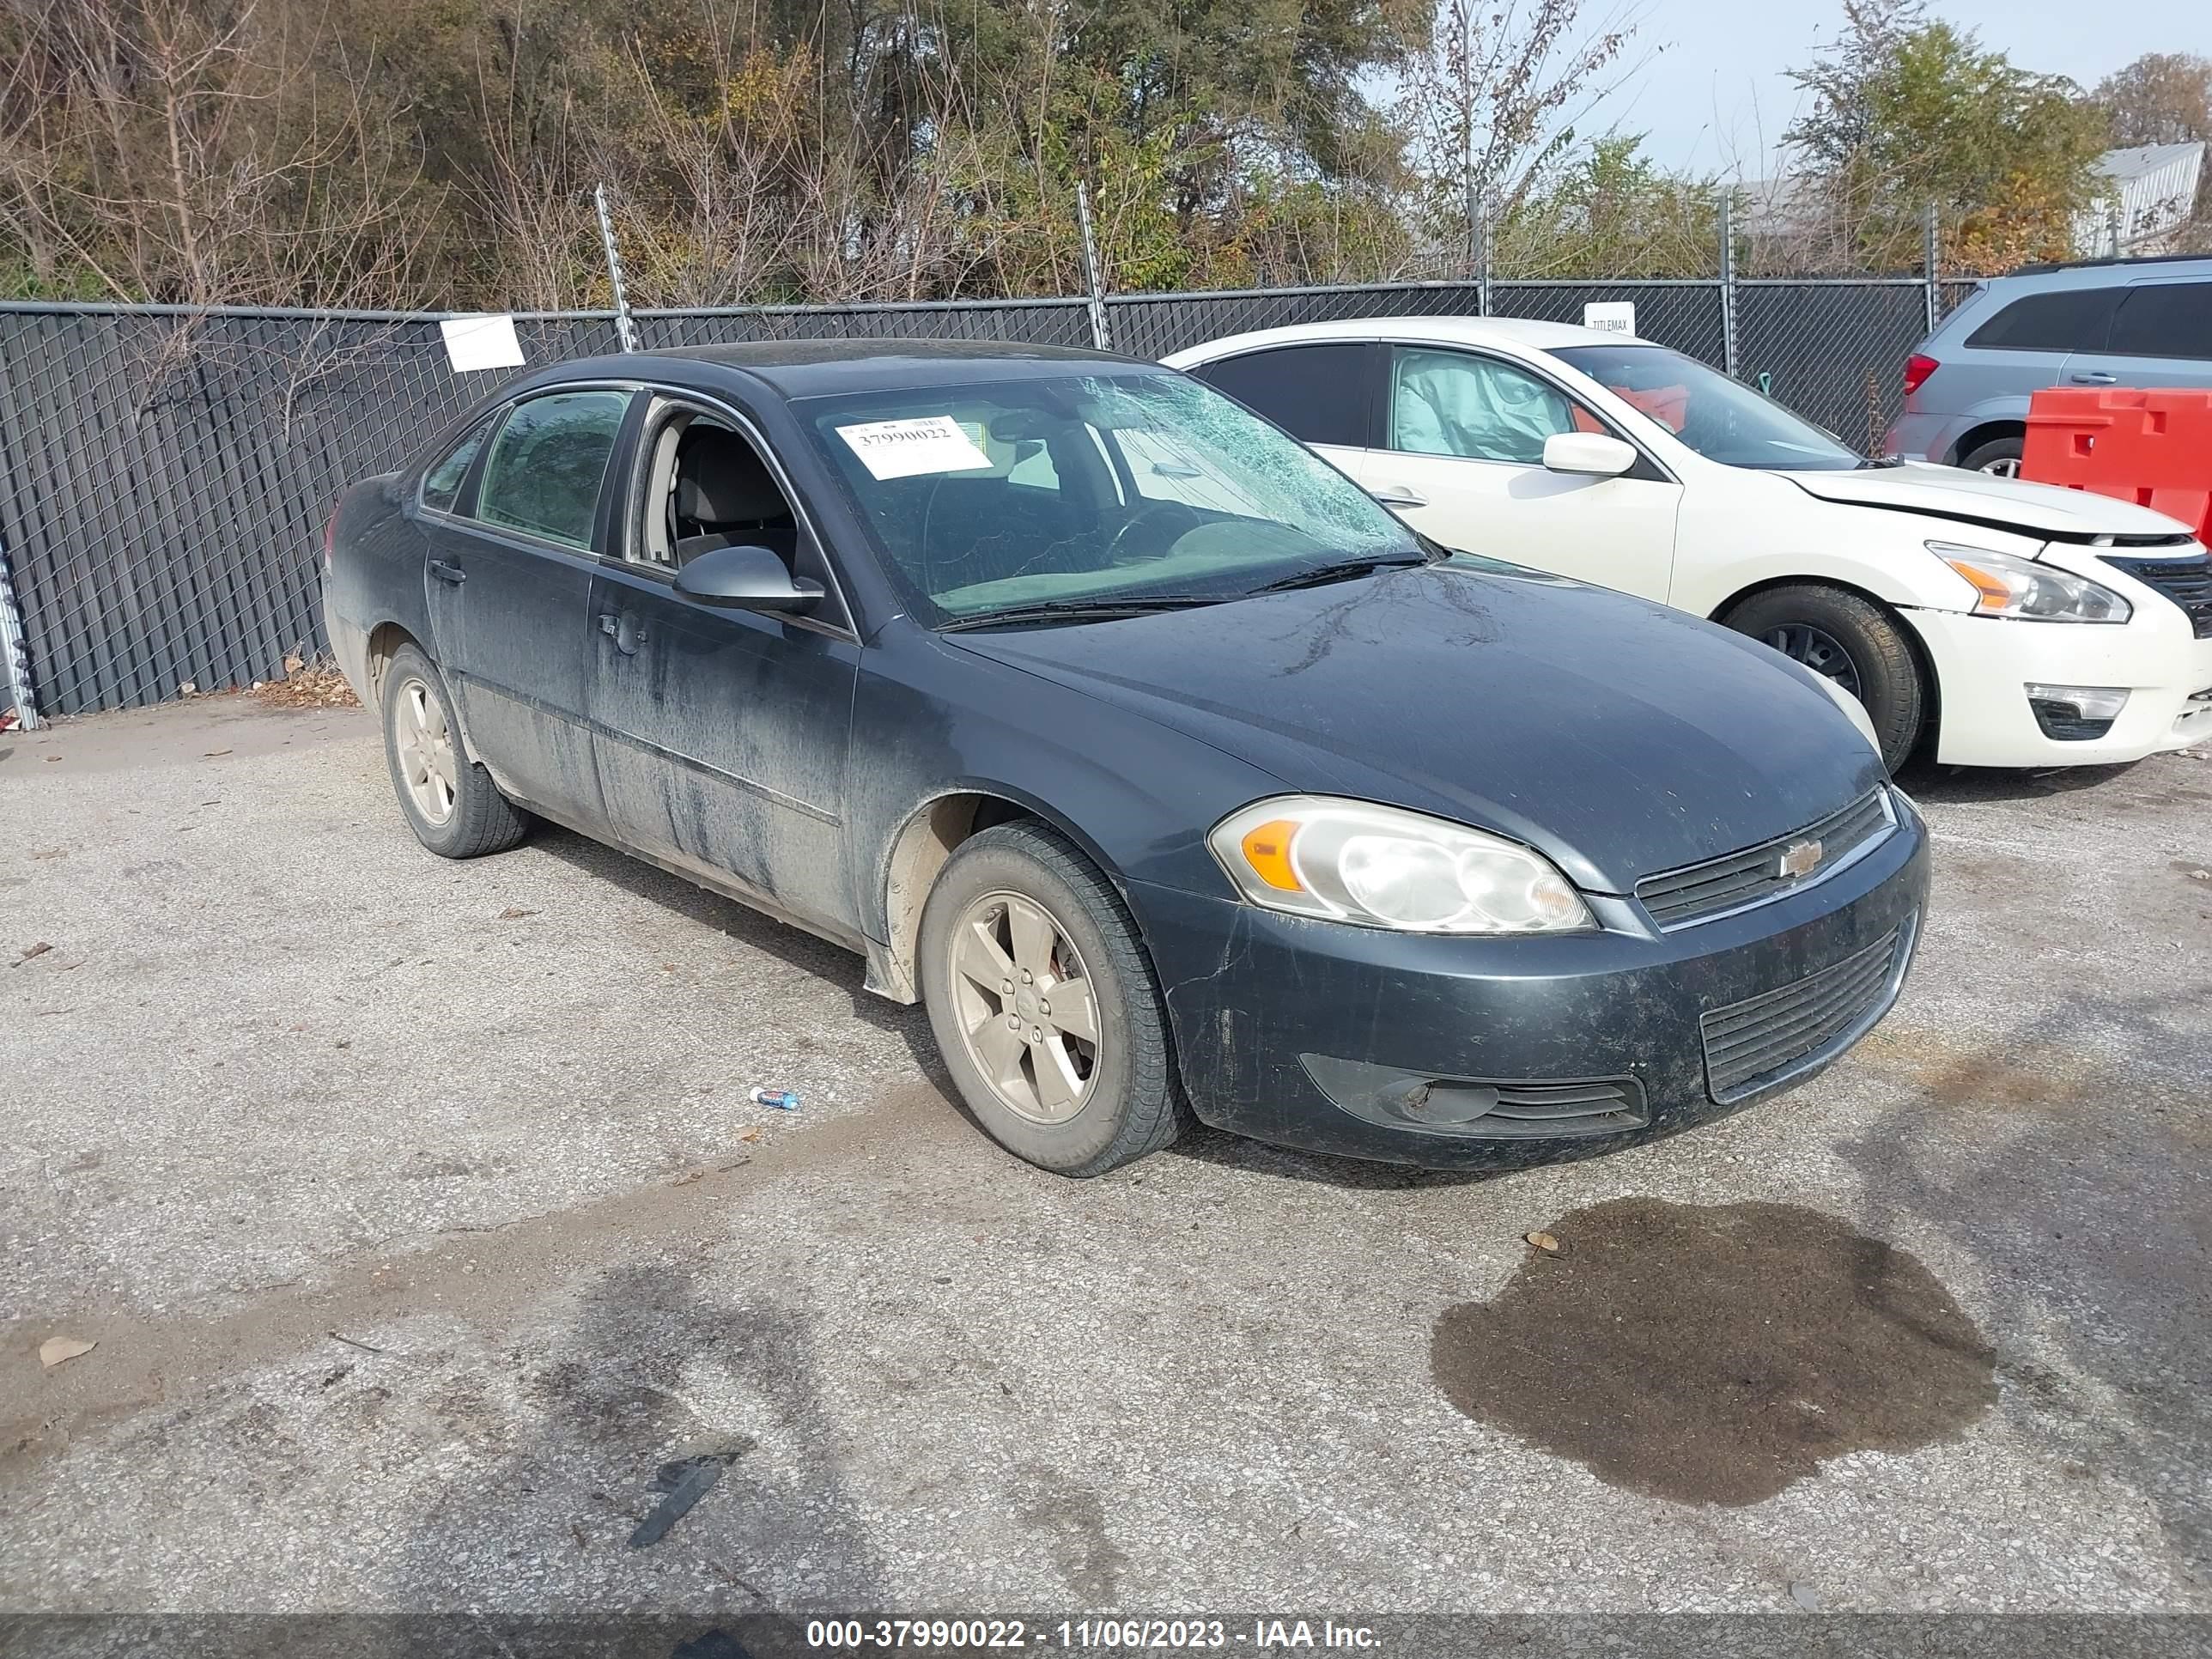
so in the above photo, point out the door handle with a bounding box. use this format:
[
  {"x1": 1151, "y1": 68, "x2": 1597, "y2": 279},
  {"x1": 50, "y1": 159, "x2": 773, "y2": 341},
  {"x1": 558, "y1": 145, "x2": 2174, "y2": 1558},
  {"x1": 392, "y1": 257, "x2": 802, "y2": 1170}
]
[
  {"x1": 2069, "y1": 371, "x2": 2118, "y2": 385},
  {"x1": 599, "y1": 611, "x2": 647, "y2": 652},
  {"x1": 1369, "y1": 485, "x2": 1427, "y2": 509},
  {"x1": 428, "y1": 558, "x2": 465, "y2": 585}
]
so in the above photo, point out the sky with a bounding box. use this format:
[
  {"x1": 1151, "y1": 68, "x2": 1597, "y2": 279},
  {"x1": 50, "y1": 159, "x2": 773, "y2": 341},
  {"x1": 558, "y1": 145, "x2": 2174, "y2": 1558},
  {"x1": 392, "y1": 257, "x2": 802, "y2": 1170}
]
[{"x1": 1587, "y1": 0, "x2": 2208, "y2": 175}]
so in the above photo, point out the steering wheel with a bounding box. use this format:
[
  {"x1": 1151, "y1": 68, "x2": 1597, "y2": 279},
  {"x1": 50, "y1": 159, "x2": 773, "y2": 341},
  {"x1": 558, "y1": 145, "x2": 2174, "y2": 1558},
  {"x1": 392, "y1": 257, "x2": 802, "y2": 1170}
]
[{"x1": 1103, "y1": 500, "x2": 1203, "y2": 566}]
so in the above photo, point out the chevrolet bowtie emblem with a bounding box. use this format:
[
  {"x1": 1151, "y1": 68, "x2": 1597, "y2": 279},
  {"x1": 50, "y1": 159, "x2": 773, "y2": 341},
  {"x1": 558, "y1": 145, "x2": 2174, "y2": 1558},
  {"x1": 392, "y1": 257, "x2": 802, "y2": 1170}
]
[{"x1": 1778, "y1": 838, "x2": 1825, "y2": 879}]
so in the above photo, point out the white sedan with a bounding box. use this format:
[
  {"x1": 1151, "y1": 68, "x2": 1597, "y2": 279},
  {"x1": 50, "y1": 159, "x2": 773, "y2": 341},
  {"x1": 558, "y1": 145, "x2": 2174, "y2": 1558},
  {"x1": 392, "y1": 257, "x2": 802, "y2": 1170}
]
[{"x1": 1164, "y1": 318, "x2": 2212, "y2": 770}]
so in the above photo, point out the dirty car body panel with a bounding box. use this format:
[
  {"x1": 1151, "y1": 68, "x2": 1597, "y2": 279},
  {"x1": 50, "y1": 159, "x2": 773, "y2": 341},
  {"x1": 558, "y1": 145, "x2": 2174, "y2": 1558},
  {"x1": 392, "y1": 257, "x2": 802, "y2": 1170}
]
[{"x1": 324, "y1": 341, "x2": 1928, "y2": 1170}]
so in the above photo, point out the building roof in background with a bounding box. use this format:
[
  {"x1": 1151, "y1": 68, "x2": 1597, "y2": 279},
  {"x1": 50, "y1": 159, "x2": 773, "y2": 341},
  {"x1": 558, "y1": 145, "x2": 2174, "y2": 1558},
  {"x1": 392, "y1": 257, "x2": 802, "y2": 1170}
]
[{"x1": 2076, "y1": 143, "x2": 2206, "y2": 253}]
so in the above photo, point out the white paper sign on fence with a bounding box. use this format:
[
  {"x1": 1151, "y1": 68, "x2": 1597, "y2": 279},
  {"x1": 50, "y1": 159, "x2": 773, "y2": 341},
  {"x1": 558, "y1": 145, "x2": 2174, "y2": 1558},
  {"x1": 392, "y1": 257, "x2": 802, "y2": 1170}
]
[
  {"x1": 1581, "y1": 301, "x2": 1637, "y2": 336},
  {"x1": 440, "y1": 313, "x2": 526, "y2": 374},
  {"x1": 837, "y1": 415, "x2": 994, "y2": 480}
]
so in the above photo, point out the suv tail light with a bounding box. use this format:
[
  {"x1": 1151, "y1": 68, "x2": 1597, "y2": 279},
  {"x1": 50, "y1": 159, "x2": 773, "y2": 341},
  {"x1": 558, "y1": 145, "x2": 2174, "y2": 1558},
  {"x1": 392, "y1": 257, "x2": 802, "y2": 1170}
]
[{"x1": 1904, "y1": 354, "x2": 1938, "y2": 396}]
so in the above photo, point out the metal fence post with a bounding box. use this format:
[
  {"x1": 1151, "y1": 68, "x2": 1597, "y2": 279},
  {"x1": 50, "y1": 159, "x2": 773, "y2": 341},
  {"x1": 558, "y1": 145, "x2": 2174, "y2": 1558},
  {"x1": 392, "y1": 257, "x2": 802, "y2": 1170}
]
[
  {"x1": 0, "y1": 538, "x2": 39, "y2": 729},
  {"x1": 1477, "y1": 201, "x2": 1492, "y2": 319},
  {"x1": 1718, "y1": 191, "x2": 1738, "y2": 378},
  {"x1": 594, "y1": 182, "x2": 640, "y2": 354},
  {"x1": 1075, "y1": 182, "x2": 1112, "y2": 351},
  {"x1": 1923, "y1": 203, "x2": 1940, "y2": 331}
]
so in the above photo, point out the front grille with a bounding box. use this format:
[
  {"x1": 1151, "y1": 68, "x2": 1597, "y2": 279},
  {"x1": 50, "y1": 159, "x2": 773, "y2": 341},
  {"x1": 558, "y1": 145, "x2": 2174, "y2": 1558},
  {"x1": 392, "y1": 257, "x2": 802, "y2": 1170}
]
[
  {"x1": 1637, "y1": 790, "x2": 1893, "y2": 929},
  {"x1": 1700, "y1": 921, "x2": 1912, "y2": 1102},
  {"x1": 2106, "y1": 553, "x2": 2212, "y2": 639}
]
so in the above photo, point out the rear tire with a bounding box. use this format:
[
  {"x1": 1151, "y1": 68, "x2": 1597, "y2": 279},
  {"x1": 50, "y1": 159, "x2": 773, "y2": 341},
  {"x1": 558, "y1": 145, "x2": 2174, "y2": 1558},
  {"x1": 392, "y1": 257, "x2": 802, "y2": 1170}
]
[
  {"x1": 918, "y1": 822, "x2": 1188, "y2": 1176},
  {"x1": 380, "y1": 643, "x2": 530, "y2": 859},
  {"x1": 1723, "y1": 585, "x2": 1926, "y2": 773},
  {"x1": 1957, "y1": 435, "x2": 2023, "y2": 477}
]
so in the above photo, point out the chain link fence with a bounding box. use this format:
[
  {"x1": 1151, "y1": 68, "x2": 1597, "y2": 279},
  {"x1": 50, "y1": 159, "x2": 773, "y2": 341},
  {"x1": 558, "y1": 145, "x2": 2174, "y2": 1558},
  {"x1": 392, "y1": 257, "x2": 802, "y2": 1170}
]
[{"x1": 0, "y1": 266, "x2": 1979, "y2": 721}]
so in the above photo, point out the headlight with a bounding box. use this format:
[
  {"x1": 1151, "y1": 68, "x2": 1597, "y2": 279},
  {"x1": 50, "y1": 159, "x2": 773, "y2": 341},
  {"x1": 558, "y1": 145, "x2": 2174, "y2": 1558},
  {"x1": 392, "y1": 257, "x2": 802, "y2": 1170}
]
[
  {"x1": 1930, "y1": 543, "x2": 2130, "y2": 623},
  {"x1": 1208, "y1": 797, "x2": 1594, "y2": 934}
]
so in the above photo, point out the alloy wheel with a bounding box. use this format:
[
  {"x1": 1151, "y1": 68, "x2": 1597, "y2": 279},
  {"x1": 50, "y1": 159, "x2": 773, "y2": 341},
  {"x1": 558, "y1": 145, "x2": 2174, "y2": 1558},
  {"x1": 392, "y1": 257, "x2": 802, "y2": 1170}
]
[
  {"x1": 392, "y1": 676, "x2": 459, "y2": 825},
  {"x1": 945, "y1": 890, "x2": 1102, "y2": 1125},
  {"x1": 1978, "y1": 457, "x2": 2021, "y2": 478},
  {"x1": 1761, "y1": 623, "x2": 1864, "y2": 700}
]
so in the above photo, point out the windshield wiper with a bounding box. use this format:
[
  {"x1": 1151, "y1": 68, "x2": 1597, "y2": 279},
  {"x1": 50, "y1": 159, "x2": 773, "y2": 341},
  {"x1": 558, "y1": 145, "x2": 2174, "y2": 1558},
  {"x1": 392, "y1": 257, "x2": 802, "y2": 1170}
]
[
  {"x1": 1247, "y1": 552, "x2": 1435, "y2": 595},
  {"x1": 935, "y1": 594, "x2": 1231, "y2": 631}
]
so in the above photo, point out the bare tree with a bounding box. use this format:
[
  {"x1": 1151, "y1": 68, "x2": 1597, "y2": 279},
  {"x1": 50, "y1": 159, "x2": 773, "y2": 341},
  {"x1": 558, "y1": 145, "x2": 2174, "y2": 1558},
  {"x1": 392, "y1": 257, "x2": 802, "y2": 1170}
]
[
  {"x1": 1395, "y1": 0, "x2": 1642, "y2": 271},
  {"x1": 0, "y1": 0, "x2": 433, "y2": 310}
]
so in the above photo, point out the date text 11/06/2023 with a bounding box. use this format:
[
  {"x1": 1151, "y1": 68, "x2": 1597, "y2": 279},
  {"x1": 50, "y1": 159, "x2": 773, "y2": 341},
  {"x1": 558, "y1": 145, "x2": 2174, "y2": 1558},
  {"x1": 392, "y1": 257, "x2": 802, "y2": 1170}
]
[{"x1": 805, "y1": 1619, "x2": 1382, "y2": 1650}]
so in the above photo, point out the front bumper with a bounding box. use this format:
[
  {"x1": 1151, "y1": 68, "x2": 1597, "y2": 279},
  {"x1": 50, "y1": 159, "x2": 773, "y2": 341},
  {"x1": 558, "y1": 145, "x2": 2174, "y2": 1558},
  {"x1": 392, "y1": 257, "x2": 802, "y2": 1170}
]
[
  {"x1": 1902, "y1": 602, "x2": 2212, "y2": 768},
  {"x1": 1127, "y1": 803, "x2": 1929, "y2": 1170}
]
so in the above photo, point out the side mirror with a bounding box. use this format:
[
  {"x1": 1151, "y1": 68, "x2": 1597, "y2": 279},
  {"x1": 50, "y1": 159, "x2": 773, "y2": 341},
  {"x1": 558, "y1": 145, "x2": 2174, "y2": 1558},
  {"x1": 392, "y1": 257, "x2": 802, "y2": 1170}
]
[
  {"x1": 672, "y1": 543, "x2": 823, "y2": 616},
  {"x1": 1542, "y1": 432, "x2": 1638, "y2": 478}
]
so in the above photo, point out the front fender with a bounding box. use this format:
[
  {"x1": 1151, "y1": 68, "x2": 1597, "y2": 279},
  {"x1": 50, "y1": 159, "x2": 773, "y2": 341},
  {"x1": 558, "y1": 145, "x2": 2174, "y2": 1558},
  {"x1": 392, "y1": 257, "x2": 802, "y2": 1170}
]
[
  {"x1": 1671, "y1": 487, "x2": 2008, "y2": 620},
  {"x1": 842, "y1": 629, "x2": 1288, "y2": 979}
]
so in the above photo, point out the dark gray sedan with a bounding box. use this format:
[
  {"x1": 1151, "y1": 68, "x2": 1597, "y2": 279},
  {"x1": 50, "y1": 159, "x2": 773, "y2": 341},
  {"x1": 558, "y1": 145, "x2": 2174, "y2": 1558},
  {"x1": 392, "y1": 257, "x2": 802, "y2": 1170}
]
[{"x1": 323, "y1": 341, "x2": 1927, "y2": 1176}]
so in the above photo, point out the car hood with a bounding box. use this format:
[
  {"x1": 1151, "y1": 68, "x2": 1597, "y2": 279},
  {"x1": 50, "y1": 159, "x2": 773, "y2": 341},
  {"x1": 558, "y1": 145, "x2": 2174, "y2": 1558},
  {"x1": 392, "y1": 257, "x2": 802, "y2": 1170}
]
[
  {"x1": 947, "y1": 561, "x2": 1887, "y2": 895},
  {"x1": 1783, "y1": 463, "x2": 2198, "y2": 541}
]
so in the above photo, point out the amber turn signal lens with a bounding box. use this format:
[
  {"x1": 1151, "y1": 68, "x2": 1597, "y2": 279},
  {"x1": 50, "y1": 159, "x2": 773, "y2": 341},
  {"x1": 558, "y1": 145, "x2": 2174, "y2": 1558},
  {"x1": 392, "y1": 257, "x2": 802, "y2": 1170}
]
[
  {"x1": 1239, "y1": 818, "x2": 1304, "y2": 891},
  {"x1": 1942, "y1": 554, "x2": 2015, "y2": 611}
]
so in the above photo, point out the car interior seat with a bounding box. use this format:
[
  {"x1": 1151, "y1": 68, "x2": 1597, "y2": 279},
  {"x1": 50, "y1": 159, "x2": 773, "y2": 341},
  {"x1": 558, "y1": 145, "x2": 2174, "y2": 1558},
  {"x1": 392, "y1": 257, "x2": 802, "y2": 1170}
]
[{"x1": 671, "y1": 424, "x2": 799, "y2": 567}]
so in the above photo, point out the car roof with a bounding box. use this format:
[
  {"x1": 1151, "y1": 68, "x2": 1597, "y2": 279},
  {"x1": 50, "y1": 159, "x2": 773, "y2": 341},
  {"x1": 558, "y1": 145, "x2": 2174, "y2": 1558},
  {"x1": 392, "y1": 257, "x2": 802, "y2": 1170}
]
[
  {"x1": 507, "y1": 338, "x2": 1158, "y2": 402},
  {"x1": 1164, "y1": 314, "x2": 1649, "y2": 363}
]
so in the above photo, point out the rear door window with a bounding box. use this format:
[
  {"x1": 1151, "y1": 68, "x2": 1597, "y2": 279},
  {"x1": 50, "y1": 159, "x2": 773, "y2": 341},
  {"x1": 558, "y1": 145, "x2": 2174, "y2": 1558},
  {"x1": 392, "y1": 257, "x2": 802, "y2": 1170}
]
[
  {"x1": 2107, "y1": 283, "x2": 2212, "y2": 361},
  {"x1": 1964, "y1": 288, "x2": 2121, "y2": 353},
  {"x1": 1188, "y1": 343, "x2": 1377, "y2": 448},
  {"x1": 473, "y1": 389, "x2": 632, "y2": 550}
]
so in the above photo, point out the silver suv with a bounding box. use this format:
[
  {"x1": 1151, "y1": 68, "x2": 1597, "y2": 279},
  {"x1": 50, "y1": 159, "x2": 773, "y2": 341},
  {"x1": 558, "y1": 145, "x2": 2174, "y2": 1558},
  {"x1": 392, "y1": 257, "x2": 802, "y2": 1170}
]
[{"x1": 1882, "y1": 254, "x2": 2212, "y2": 476}]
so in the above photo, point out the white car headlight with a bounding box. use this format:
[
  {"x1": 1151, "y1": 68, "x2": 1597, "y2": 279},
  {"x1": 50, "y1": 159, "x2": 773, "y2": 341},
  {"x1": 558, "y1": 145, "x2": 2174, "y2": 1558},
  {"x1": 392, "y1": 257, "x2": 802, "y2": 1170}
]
[
  {"x1": 1208, "y1": 797, "x2": 1594, "y2": 934},
  {"x1": 1929, "y1": 543, "x2": 2130, "y2": 623}
]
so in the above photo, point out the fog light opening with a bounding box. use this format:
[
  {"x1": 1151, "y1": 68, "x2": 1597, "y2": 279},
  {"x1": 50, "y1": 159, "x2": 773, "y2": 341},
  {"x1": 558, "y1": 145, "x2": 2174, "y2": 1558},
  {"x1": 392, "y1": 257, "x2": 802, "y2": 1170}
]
[{"x1": 2026, "y1": 684, "x2": 2128, "y2": 742}]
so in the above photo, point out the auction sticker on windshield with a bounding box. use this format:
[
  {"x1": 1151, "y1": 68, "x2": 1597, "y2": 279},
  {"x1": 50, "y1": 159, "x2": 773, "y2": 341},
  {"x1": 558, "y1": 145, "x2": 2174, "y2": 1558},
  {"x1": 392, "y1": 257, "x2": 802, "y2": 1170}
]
[{"x1": 837, "y1": 415, "x2": 994, "y2": 481}]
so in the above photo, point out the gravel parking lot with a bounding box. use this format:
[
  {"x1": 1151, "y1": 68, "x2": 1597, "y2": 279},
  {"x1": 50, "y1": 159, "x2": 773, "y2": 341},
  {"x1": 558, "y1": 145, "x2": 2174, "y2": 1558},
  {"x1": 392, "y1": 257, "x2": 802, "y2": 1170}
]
[{"x1": 3, "y1": 697, "x2": 2209, "y2": 1619}]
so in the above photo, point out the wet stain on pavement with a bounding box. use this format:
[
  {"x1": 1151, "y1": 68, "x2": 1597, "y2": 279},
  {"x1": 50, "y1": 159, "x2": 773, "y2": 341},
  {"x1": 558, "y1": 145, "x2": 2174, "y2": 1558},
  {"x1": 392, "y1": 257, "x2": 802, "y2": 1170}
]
[{"x1": 1430, "y1": 1198, "x2": 1996, "y2": 1505}]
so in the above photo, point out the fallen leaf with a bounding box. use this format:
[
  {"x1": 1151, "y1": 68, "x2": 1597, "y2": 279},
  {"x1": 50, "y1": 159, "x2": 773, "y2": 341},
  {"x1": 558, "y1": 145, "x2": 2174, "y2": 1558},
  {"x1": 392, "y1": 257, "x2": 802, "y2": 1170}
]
[
  {"x1": 1525, "y1": 1231, "x2": 1561, "y2": 1254},
  {"x1": 738, "y1": 1127, "x2": 763, "y2": 1143},
  {"x1": 31, "y1": 848, "x2": 65, "y2": 860},
  {"x1": 44, "y1": 755, "x2": 60, "y2": 763},
  {"x1": 203, "y1": 748, "x2": 232, "y2": 757},
  {"x1": 39, "y1": 1336, "x2": 95, "y2": 1369},
  {"x1": 19, "y1": 941, "x2": 52, "y2": 960},
  {"x1": 496, "y1": 906, "x2": 538, "y2": 921},
  {"x1": 672, "y1": 1170, "x2": 704, "y2": 1188}
]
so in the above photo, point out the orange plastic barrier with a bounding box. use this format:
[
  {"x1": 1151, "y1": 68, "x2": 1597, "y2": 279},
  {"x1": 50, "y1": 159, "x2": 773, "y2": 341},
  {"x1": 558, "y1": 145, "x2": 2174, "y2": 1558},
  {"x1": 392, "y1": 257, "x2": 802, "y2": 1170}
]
[{"x1": 2021, "y1": 387, "x2": 2212, "y2": 543}]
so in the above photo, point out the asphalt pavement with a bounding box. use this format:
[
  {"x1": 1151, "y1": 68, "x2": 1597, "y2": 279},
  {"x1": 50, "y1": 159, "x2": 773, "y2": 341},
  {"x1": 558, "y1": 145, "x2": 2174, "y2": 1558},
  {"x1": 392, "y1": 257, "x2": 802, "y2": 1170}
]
[{"x1": 2, "y1": 696, "x2": 2208, "y2": 1617}]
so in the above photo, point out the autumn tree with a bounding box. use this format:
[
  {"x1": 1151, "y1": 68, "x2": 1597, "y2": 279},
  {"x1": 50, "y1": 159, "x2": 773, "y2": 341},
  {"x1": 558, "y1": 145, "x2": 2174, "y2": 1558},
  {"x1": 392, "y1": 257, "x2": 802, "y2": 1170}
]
[
  {"x1": 1782, "y1": 0, "x2": 2109, "y2": 273},
  {"x1": 2095, "y1": 52, "x2": 2211, "y2": 146}
]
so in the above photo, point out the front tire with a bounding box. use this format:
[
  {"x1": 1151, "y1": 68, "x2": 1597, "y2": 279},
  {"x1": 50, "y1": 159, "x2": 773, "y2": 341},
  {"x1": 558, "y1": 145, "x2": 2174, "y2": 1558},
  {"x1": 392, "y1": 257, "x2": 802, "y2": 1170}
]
[
  {"x1": 1723, "y1": 585, "x2": 1926, "y2": 772},
  {"x1": 918, "y1": 822, "x2": 1188, "y2": 1176},
  {"x1": 380, "y1": 643, "x2": 529, "y2": 859}
]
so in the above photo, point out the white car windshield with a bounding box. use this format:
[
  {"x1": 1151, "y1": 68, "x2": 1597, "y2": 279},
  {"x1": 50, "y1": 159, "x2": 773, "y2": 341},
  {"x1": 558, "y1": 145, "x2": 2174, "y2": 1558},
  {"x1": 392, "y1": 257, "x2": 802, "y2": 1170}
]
[{"x1": 1552, "y1": 343, "x2": 1866, "y2": 472}]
